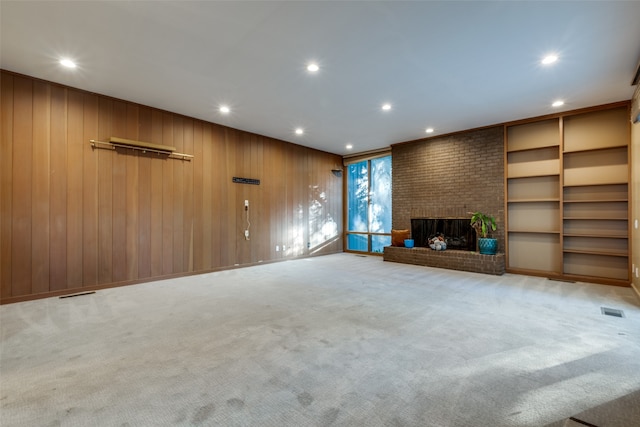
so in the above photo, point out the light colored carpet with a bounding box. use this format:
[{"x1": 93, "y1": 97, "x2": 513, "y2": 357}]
[{"x1": 1, "y1": 253, "x2": 639, "y2": 427}]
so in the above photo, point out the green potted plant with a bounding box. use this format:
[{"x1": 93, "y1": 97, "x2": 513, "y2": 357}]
[{"x1": 470, "y1": 211, "x2": 498, "y2": 255}]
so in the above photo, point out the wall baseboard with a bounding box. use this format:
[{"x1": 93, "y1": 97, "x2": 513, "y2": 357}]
[{"x1": 0, "y1": 251, "x2": 342, "y2": 305}]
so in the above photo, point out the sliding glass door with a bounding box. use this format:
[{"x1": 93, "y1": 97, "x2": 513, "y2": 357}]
[{"x1": 346, "y1": 155, "x2": 391, "y2": 253}]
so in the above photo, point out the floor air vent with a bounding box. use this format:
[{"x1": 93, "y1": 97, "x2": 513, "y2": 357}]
[
  {"x1": 59, "y1": 291, "x2": 96, "y2": 299},
  {"x1": 567, "y1": 416, "x2": 599, "y2": 427},
  {"x1": 601, "y1": 307, "x2": 624, "y2": 318},
  {"x1": 548, "y1": 277, "x2": 576, "y2": 283}
]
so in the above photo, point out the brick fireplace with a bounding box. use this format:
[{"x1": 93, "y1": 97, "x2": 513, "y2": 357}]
[
  {"x1": 384, "y1": 126, "x2": 505, "y2": 276},
  {"x1": 386, "y1": 217, "x2": 504, "y2": 276}
]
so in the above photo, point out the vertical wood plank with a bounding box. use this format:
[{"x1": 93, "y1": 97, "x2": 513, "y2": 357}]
[
  {"x1": 209, "y1": 124, "x2": 222, "y2": 268},
  {"x1": 286, "y1": 144, "x2": 295, "y2": 258},
  {"x1": 294, "y1": 146, "x2": 302, "y2": 255},
  {"x1": 269, "y1": 140, "x2": 280, "y2": 260},
  {"x1": 1, "y1": 73, "x2": 14, "y2": 298},
  {"x1": 249, "y1": 135, "x2": 258, "y2": 263},
  {"x1": 335, "y1": 153, "x2": 344, "y2": 252},
  {"x1": 262, "y1": 140, "x2": 273, "y2": 260},
  {"x1": 325, "y1": 153, "x2": 336, "y2": 252},
  {"x1": 328, "y1": 153, "x2": 340, "y2": 251},
  {"x1": 172, "y1": 116, "x2": 184, "y2": 273},
  {"x1": 325, "y1": 154, "x2": 335, "y2": 251},
  {"x1": 49, "y1": 85, "x2": 68, "y2": 291},
  {"x1": 311, "y1": 153, "x2": 319, "y2": 252},
  {"x1": 308, "y1": 151, "x2": 315, "y2": 253},
  {"x1": 277, "y1": 140, "x2": 287, "y2": 259},
  {"x1": 272, "y1": 140, "x2": 285, "y2": 260},
  {"x1": 31, "y1": 80, "x2": 50, "y2": 294},
  {"x1": 192, "y1": 121, "x2": 204, "y2": 271},
  {"x1": 282, "y1": 143, "x2": 288, "y2": 257},
  {"x1": 304, "y1": 150, "x2": 311, "y2": 255},
  {"x1": 137, "y1": 107, "x2": 152, "y2": 279},
  {"x1": 11, "y1": 77, "x2": 33, "y2": 296},
  {"x1": 161, "y1": 113, "x2": 174, "y2": 275},
  {"x1": 299, "y1": 147, "x2": 307, "y2": 255},
  {"x1": 125, "y1": 103, "x2": 139, "y2": 280},
  {"x1": 237, "y1": 131, "x2": 249, "y2": 264},
  {"x1": 311, "y1": 152, "x2": 318, "y2": 253},
  {"x1": 337, "y1": 155, "x2": 344, "y2": 252},
  {"x1": 305, "y1": 149, "x2": 312, "y2": 256},
  {"x1": 97, "y1": 97, "x2": 113, "y2": 284},
  {"x1": 270, "y1": 140, "x2": 278, "y2": 260},
  {"x1": 253, "y1": 136, "x2": 265, "y2": 262},
  {"x1": 222, "y1": 128, "x2": 236, "y2": 266},
  {"x1": 315, "y1": 152, "x2": 322, "y2": 252},
  {"x1": 150, "y1": 110, "x2": 163, "y2": 277},
  {"x1": 111, "y1": 101, "x2": 127, "y2": 283},
  {"x1": 201, "y1": 123, "x2": 213, "y2": 269},
  {"x1": 12, "y1": 76, "x2": 34, "y2": 297},
  {"x1": 82, "y1": 93, "x2": 99, "y2": 286},
  {"x1": 66, "y1": 88, "x2": 84, "y2": 288},
  {"x1": 309, "y1": 152, "x2": 317, "y2": 253},
  {"x1": 183, "y1": 119, "x2": 194, "y2": 272},
  {"x1": 279, "y1": 142, "x2": 287, "y2": 258}
]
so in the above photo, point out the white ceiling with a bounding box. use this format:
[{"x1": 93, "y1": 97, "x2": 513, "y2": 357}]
[{"x1": 2, "y1": 1, "x2": 639, "y2": 156}]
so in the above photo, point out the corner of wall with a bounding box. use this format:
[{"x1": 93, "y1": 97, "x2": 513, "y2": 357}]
[{"x1": 632, "y1": 84, "x2": 640, "y2": 300}]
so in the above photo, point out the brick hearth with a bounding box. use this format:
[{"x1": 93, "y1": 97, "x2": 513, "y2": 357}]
[{"x1": 383, "y1": 246, "x2": 505, "y2": 276}]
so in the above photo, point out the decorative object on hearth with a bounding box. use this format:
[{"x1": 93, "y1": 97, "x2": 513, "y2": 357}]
[
  {"x1": 391, "y1": 229, "x2": 411, "y2": 246},
  {"x1": 428, "y1": 235, "x2": 447, "y2": 251},
  {"x1": 470, "y1": 211, "x2": 498, "y2": 255}
]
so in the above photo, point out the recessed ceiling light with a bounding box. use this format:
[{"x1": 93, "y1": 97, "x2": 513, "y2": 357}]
[
  {"x1": 307, "y1": 63, "x2": 319, "y2": 73},
  {"x1": 426, "y1": 128, "x2": 434, "y2": 133},
  {"x1": 382, "y1": 103, "x2": 392, "y2": 111},
  {"x1": 59, "y1": 58, "x2": 76, "y2": 68},
  {"x1": 542, "y1": 54, "x2": 558, "y2": 65},
  {"x1": 295, "y1": 128, "x2": 304, "y2": 135},
  {"x1": 219, "y1": 105, "x2": 230, "y2": 114},
  {"x1": 552, "y1": 100, "x2": 564, "y2": 107},
  {"x1": 346, "y1": 144, "x2": 353, "y2": 150}
]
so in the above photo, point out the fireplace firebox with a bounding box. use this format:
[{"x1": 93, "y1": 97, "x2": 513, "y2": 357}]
[{"x1": 411, "y1": 218, "x2": 476, "y2": 251}]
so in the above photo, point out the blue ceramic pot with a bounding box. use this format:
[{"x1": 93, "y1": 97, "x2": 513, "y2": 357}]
[{"x1": 478, "y1": 238, "x2": 497, "y2": 255}]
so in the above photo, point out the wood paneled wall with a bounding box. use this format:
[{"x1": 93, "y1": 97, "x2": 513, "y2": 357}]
[{"x1": 0, "y1": 71, "x2": 343, "y2": 303}]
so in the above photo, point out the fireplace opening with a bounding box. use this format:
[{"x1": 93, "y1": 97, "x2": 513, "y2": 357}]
[{"x1": 411, "y1": 218, "x2": 476, "y2": 251}]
